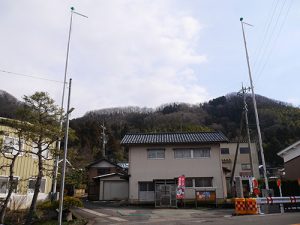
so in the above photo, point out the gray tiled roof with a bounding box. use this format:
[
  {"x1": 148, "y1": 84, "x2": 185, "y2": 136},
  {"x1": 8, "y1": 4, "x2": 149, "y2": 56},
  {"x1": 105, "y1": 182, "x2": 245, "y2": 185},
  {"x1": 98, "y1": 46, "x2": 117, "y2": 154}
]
[{"x1": 121, "y1": 132, "x2": 228, "y2": 145}]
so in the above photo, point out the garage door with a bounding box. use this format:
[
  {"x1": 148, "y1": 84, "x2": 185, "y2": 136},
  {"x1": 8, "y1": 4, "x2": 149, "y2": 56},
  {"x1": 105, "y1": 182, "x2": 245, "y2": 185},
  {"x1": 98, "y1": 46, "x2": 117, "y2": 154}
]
[{"x1": 103, "y1": 181, "x2": 128, "y2": 200}]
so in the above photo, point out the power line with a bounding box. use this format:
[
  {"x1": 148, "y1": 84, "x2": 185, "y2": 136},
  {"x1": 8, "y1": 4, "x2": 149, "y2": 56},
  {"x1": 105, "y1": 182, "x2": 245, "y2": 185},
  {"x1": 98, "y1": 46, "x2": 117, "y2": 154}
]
[
  {"x1": 255, "y1": 0, "x2": 293, "y2": 82},
  {"x1": 0, "y1": 68, "x2": 67, "y2": 84},
  {"x1": 252, "y1": 0, "x2": 279, "y2": 68}
]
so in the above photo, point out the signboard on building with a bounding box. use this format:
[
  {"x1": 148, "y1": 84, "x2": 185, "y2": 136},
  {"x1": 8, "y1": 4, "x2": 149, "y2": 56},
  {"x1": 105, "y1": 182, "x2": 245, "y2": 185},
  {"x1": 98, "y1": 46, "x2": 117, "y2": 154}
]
[
  {"x1": 176, "y1": 175, "x2": 185, "y2": 199},
  {"x1": 195, "y1": 191, "x2": 216, "y2": 202}
]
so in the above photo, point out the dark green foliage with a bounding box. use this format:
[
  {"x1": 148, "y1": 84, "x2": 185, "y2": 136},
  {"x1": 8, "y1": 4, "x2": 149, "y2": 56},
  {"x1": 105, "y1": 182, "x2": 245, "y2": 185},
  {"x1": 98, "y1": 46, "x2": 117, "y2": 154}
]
[
  {"x1": 70, "y1": 94, "x2": 300, "y2": 167},
  {"x1": 0, "y1": 90, "x2": 21, "y2": 118},
  {"x1": 2, "y1": 90, "x2": 300, "y2": 167},
  {"x1": 38, "y1": 197, "x2": 83, "y2": 210}
]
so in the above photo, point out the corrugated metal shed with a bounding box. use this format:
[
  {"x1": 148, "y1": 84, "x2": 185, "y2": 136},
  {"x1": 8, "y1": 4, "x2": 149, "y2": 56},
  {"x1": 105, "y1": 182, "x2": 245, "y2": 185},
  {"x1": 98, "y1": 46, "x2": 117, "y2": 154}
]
[{"x1": 121, "y1": 132, "x2": 228, "y2": 145}]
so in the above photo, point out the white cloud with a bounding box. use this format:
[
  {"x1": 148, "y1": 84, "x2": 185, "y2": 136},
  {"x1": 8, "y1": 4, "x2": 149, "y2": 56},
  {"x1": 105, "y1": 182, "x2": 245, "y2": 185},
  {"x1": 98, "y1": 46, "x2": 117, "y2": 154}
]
[{"x1": 0, "y1": 0, "x2": 208, "y2": 117}]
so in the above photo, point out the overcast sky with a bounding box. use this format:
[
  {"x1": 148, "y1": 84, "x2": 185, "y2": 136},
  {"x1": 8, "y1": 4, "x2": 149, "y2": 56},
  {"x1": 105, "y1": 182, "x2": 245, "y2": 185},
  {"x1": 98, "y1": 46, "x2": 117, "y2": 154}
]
[{"x1": 0, "y1": 1, "x2": 299, "y2": 118}]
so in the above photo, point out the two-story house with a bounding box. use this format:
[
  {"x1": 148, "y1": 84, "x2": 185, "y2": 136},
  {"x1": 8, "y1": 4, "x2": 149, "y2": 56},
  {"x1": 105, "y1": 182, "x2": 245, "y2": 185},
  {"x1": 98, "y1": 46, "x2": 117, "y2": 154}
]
[
  {"x1": 220, "y1": 142, "x2": 260, "y2": 195},
  {"x1": 121, "y1": 131, "x2": 229, "y2": 207},
  {"x1": 0, "y1": 118, "x2": 53, "y2": 205}
]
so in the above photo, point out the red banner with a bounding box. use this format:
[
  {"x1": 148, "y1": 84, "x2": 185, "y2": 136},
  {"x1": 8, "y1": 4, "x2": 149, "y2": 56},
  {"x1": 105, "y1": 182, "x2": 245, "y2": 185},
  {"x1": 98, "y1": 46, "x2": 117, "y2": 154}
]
[
  {"x1": 277, "y1": 179, "x2": 281, "y2": 187},
  {"x1": 177, "y1": 175, "x2": 185, "y2": 199}
]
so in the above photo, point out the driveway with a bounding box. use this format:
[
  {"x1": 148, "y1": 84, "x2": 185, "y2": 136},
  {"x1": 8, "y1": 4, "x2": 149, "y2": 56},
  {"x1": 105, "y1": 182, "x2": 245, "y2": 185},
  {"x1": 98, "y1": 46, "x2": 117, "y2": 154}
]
[{"x1": 72, "y1": 201, "x2": 300, "y2": 225}]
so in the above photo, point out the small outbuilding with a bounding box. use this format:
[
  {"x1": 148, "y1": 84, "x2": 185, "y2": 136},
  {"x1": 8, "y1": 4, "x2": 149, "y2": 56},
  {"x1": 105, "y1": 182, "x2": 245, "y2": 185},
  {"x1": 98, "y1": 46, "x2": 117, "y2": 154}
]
[
  {"x1": 86, "y1": 159, "x2": 128, "y2": 200},
  {"x1": 277, "y1": 140, "x2": 300, "y2": 180}
]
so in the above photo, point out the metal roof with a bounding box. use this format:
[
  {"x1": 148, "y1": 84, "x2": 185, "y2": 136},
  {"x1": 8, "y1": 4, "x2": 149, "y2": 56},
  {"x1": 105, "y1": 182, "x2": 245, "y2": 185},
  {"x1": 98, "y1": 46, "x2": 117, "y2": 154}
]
[{"x1": 121, "y1": 132, "x2": 228, "y2": 145}]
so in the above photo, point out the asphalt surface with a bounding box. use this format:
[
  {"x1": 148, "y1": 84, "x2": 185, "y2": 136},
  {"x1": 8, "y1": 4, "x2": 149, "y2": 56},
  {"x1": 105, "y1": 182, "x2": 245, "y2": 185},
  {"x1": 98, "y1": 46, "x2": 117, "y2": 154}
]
[{"x1": 72, "y1": 201, "x2": 300, "y2": 225}]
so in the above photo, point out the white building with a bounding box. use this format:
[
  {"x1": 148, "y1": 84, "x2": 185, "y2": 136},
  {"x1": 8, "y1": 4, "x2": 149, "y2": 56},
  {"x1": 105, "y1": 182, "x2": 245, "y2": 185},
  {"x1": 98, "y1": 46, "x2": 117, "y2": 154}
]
[{"x1": 121, "y1": 131, "x2": 229, "y2": 207}]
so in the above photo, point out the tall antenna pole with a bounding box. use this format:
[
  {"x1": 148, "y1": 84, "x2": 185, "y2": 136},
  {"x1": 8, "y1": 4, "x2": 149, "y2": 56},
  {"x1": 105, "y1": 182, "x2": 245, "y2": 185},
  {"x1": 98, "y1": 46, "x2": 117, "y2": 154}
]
[
  {"x1": 51, "y1": 7, "x2": 74, "y2": 196},
  {"x1": 240, "y1": 18, "x2": 269, "y2": 189},
  {"x1": 52, "y1": 6, "x2": 88, "y2": 197}
]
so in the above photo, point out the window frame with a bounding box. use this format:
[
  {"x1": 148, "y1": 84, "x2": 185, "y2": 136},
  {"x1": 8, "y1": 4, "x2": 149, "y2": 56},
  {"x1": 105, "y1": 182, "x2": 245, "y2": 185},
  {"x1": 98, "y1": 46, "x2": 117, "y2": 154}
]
[
  {"x1": 3, "y1": 136, "x2": 24, "y2": 156},
  {"x1": 28, "y1": 178, "x2": 47, "y2": 193},
  {"x1": 194, "y1": 177, "x2": 213, "y2": 187},
  {"x1": 240, "y1": 147, "x2": 250, "y2": 154},
  {"x1": 221, "y1": 148, "x2": 230, "y2": 155},
  {"x1": 147, "y1": 148, "x2": 165, "y2": 160},
  {"x1": 241, "y1": 163, "x2": 251, "y2": 171},
  {"x1": 0, "y1": 176, "x2": 19, "y2": 194},
  {"x1": 32, "y1": 143, "x2": 50, "y2": 160},
  {"x1": 174, "y1": 148, "x2": 211, "y2": 159},
  {"x1": 184, "y1": 177, "x2": 213, "y2": 188}
]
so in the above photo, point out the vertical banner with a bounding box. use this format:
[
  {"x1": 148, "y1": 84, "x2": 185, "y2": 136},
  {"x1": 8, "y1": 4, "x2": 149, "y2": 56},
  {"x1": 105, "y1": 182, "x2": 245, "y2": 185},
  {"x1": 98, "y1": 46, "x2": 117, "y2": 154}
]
[{"x1": 176, "y1": 175, "x2": 185, "y2": 199}]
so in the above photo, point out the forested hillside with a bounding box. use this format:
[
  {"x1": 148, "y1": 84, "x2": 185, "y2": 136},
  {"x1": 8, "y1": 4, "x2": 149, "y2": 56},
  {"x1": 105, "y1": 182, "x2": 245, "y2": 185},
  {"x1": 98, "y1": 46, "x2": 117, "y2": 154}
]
[
  {"x1": 0, "y1": 90, "x2": 21, "y2": 118},
  {"x1": 1, "y1": 89, "x2": 300, "y2": 167},
  {"x1": 70, "y1": 93, "x2": 300, "y2": 167}
]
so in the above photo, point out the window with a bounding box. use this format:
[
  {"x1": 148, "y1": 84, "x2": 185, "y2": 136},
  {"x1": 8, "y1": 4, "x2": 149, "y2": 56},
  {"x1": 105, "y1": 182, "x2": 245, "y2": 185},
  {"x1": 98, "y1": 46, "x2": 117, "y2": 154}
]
[
  {"x1": 3, "y1": 137, "x2": 23, "y2": 155},
  {"x1": 195, "y1": 177, "x2": 213, "y2": 187},
  {"x1": 193, "y1": 148, "x2": 210, "y2": 158},
  {"x1": 139, "y1": 182, "x2": 154, "y2": 192},
  {"x1": 174, "y1": 148, "x2": 210, "y2": 159},
  {"x1": 0, "y1": 176, "x2": 19, "y2": 194},
  {"x1": 174, "y1": 149, "x2": 191, "y2": 158},
  {"x1": 97, "y1": 168, "x2": 111, "y2": 175},
  {"x1": 139, "y1": 182, "x2": 155, "y2": 201},
  {"x1": 0, "y1": 177, "x2": 8, "y2": 194},
  {"x1": 221, "y1": 148, "x2": 230, "y2": 154},
  {"x1": 32, "y1": 143, "x2": 49, "y2": 159},
  {"x1": 240, "y1": 147, "x2": 250, "y2": 154},
  {"x1": 185, "y1": 178, "x2": 193, "y2": 187},
  {"x1": 147, "y1": 149, "x2": 165, "y2": 159},
  {"x1": 28, "y1": 178, "x2": 46, "y2": 193},
  {"x1": 241, "y1": 163, "x2": 251, "y2": 170},
  {"x1": 184, "y1": 177, "x2": 213, "y2": 188}
]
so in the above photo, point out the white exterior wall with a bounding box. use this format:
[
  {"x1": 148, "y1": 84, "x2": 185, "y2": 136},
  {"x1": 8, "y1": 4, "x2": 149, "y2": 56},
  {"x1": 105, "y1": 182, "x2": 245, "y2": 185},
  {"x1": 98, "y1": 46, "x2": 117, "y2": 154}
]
[{"x1": 128, "y1": 144, "x2": 225, "y2": 202}]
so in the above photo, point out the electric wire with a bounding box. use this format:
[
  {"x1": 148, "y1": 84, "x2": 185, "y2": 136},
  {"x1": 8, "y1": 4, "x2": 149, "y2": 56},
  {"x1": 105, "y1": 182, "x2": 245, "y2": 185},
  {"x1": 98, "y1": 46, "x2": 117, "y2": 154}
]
[
  {"x1": 254, "y1": 0, "x2": 287, "y2": 77},
  {"x1": 252, "y1": 0, "x2": 279, "y2": 69},
  {"x1": 255, "y1": 0, "x2": 292, "y2": 82},
  {"x1": 0, "y1": 68, "x2": 67, "y2": 84}
]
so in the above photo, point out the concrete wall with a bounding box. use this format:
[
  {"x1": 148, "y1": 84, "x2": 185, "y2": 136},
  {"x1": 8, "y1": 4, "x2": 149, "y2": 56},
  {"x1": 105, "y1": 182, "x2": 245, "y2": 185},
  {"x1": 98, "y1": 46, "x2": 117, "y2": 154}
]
[{"x1": 128, "y1": 144, "x2": 225, "y2": 203}]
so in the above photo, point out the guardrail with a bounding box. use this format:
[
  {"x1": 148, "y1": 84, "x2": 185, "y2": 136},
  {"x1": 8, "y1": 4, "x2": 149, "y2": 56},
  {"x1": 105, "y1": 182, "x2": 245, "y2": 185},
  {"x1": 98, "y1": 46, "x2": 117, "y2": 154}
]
[{"x1": 256, "y1": 196, "x2": 300, "y2": 213}]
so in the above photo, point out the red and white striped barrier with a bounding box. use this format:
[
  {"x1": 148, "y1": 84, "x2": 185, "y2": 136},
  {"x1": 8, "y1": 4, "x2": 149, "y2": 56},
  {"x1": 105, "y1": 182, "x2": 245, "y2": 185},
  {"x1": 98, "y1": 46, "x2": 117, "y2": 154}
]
[{"x1": 256, "y1": 196, "x2": 300, "y2": 213}]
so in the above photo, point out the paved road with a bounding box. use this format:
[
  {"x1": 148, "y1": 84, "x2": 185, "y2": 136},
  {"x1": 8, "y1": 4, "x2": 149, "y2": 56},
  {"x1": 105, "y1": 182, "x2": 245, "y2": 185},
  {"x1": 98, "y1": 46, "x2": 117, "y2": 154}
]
[{"x1": 72, "y1": 202, "x2": 300, "y2": 225}]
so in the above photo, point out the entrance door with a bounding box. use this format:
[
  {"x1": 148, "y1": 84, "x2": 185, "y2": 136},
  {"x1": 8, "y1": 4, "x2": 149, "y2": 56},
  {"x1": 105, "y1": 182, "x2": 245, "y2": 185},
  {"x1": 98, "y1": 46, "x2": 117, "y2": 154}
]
[{"x1": 155, "y1": 180, "x2": 176, "y2": 207}]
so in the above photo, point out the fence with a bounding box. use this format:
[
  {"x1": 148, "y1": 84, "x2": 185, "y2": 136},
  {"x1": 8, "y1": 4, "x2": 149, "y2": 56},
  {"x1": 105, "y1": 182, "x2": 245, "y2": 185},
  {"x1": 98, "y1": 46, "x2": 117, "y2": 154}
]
[
  {"x1": 235, "y1": 196, "x2": 300, "y2": 215},
  {"x1": 256, "y1": 196, "x2": 300, "y2": 213}
]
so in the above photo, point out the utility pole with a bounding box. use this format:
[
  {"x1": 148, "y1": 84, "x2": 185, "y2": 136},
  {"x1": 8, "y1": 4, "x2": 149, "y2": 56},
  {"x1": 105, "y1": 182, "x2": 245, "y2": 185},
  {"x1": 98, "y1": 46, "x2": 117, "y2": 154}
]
[
  {"x1": 58, "y1": 79, "x2": 74, "y2": 225},
  {"x1": 240, "y1": 17, "x2": 269, "y2": 189},
  {"x1": 230, "y1": 110, "x2": 244, "y2": 188},
  {"x1": 101, "y1": 123, "x2": 107, "y2": 158},
  {"x1": 239, "y1": 85, "x2": 254, "y2": 177}
]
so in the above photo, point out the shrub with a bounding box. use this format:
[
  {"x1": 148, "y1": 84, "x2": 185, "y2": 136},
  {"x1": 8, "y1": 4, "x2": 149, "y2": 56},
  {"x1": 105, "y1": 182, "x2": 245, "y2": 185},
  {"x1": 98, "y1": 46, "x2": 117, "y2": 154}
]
[
  {"x1": 37, "y1": 197, "x2": 83, "y2": 210},
  {"x1": 63, "y1": 196, "x2": 83, "y2": 209}
]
